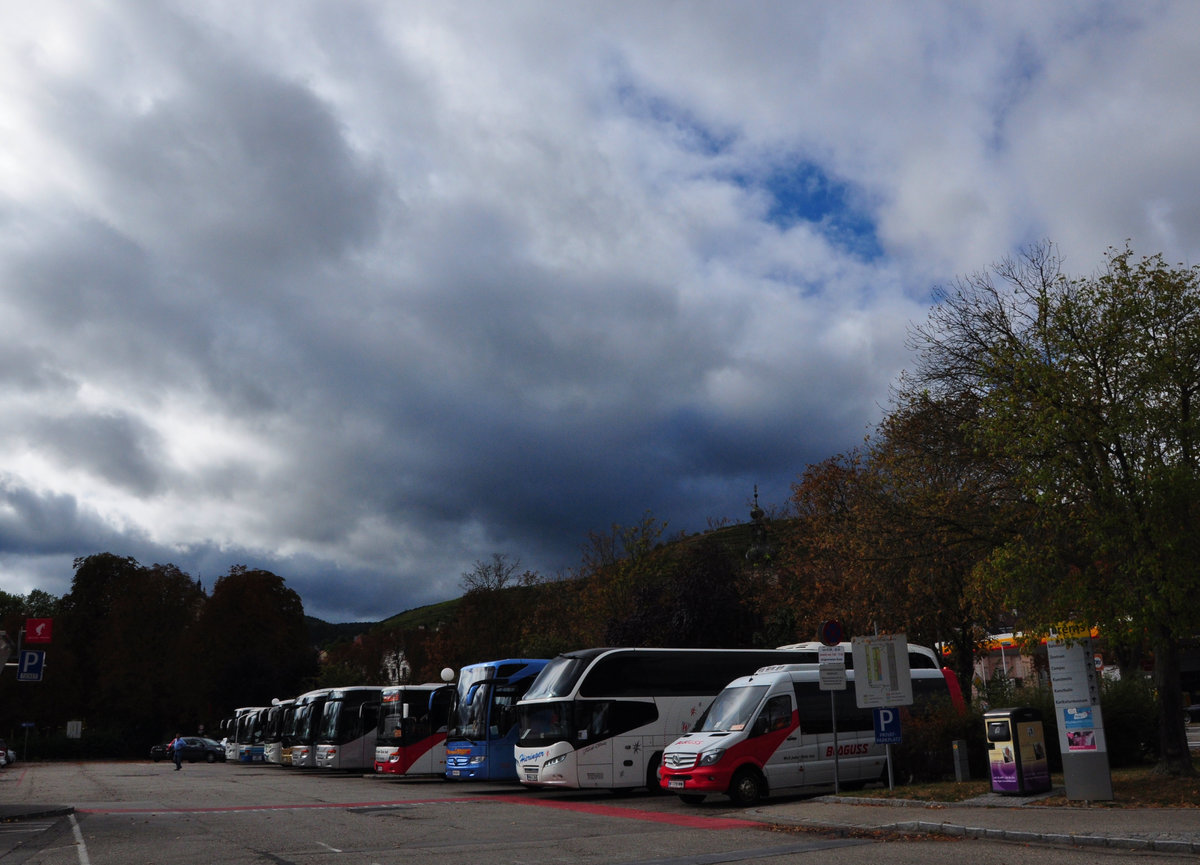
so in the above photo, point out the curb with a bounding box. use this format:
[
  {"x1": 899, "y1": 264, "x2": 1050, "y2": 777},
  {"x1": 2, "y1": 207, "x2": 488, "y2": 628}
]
[
  {"x1": 895, "y1": 819, "x2": 1200, "y2": 855},
  {"x1": 0, "y1": 806, "x2": 75, "y2": 822}
]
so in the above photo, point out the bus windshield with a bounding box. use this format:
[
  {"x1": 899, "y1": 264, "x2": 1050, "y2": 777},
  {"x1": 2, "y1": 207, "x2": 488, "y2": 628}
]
[
  {"x1": 522, "y1": 656, "x2": 589, "y2": 700},
  {"x1": 694, "y1": 685, "x2": 769, "y2": 733},
  {"x1": 517, "y1": 702, "x2": 572, "y2": 746},
  {"x1": 449, "y1": 665, "x2": 496, "y2": 739},
  {"x1": 319, "y1": 700, "x2": 343, "y2": 740}
]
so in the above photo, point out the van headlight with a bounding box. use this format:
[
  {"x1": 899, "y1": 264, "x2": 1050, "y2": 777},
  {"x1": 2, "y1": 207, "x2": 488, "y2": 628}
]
[{"x1": 697, "y1": 749, "x2": 725, "y2": 767}]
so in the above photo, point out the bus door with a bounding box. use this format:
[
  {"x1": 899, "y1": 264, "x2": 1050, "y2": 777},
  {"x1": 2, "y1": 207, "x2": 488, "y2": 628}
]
[
  {"x1": 574, "y1": 701, "x2": 614, "y2": 787},
  {"x1": 358, "y1": 701, "x2": 381, "y2": 766},
  {"x1": 421, "y1": 687, "x2": 454, "y2": 774}
]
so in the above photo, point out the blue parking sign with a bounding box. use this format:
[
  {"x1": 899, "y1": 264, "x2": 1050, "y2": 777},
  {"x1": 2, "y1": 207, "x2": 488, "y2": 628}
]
[
  {"x1": 874, "y1": 707, "x2": 902, "y2": 744},
  {"x1": 17, "y1": 650, "x2": 44, "y2": 682}
]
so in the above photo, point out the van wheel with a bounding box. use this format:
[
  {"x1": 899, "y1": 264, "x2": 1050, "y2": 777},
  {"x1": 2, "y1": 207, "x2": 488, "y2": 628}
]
[
  {"x1": 679, "y1": 794, "x2": 705, "y2": 805},
  {"x1": 728, "y1": 768, "x2": 765, "y2": 807}
]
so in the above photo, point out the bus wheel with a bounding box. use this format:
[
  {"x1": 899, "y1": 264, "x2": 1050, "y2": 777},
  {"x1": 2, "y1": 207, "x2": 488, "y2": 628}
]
[
  {"x1": 679, "y1": 794, "x2": 705, "y2": 805},
  {"x1": 728, "y1": 768, "x2": 765, "y2": 807}
]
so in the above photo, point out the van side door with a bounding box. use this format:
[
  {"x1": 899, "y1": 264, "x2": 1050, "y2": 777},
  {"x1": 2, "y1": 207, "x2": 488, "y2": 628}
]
[{"x1": 756, "y1": 693, "x2": 802, "y2": 792}]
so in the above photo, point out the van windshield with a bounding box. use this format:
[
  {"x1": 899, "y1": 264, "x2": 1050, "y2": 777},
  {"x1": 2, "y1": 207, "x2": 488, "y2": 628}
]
[{"x1": 694, "y1": 685, "x2": 769, "y2": 733}]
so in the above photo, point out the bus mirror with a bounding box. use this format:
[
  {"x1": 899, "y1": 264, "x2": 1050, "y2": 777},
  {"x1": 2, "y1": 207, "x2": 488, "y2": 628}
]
[{"x1": 465, "y1": 684, "x2": 480, "y2": 705}]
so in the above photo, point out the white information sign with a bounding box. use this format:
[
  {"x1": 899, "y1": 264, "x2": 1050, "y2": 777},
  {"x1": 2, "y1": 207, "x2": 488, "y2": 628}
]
[
  {"x1": 851, "y1": 634, "x2": 913, "y2": 708},
  {"x1": 818, "y1": 644, "x2": 846, "y2": 691}
]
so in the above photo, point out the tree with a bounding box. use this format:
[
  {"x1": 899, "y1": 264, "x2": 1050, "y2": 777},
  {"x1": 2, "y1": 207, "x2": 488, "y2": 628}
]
[
  {"x1": 905, "y1": 242, "x2": 1200, "y2": 775},
  {"x1": 54, "y1": 554, "x2": 205, "y2": 745},
  {"x1": 195, "y1": 567, "x2": 316, "y2": 716},
  {"x1": 460, "y1": 553, "x2": 522, "y2": 594},
  {"x1": 861, "y1": 394, "x2": 1018, "y2": 696}
]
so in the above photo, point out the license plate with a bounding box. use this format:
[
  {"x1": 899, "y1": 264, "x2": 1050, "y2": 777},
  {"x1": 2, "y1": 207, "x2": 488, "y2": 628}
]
[{"x1": 668, "y1": 778, "x2": 684, "y2": 790}]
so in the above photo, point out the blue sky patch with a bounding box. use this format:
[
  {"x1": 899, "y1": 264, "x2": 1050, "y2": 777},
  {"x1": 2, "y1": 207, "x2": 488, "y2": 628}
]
[{"x1": 752, "y1": 162, "x2": 883, "y2": 260}]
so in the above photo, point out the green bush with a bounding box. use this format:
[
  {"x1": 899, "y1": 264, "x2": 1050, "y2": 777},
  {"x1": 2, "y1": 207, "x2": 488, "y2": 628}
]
[
  {"x1": 892, "y1": 697, "x2": 985, "y2": 783},
  {"x1": 894, "y1": 672, "x2": 1161, "y2": 785},
  {"x1": 1098, "y1": 675, "x2": 1158, "y2": 767}
]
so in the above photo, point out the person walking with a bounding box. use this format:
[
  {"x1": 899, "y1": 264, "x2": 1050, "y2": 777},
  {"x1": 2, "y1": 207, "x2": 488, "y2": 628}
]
[{"x1": 170, "y1": 734, "x2": 184, "y2": 771}]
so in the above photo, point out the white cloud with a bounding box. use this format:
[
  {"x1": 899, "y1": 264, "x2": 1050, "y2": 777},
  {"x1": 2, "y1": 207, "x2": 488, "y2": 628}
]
[{"x1": 2, "y1": 1, "x2": 1199, "y2": 619}]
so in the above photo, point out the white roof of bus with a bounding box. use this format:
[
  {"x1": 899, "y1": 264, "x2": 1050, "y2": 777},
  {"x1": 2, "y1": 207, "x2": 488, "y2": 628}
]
[{"x1": 776, "y1": 641, "x2": 938, "y2": 662}]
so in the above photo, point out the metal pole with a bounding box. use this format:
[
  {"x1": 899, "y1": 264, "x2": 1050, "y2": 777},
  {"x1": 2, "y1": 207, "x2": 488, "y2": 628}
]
[{"x1": 831, "y1": 691, "x2": 839, "y2": 794}]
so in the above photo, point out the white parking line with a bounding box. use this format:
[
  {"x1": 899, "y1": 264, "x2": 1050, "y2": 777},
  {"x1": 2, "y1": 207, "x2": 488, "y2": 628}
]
[{"x1": 69, "y1": 813, "x2": 92, "y2": 865}]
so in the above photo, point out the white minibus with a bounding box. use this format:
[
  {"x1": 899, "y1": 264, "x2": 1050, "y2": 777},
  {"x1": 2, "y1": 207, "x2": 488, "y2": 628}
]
[{"x1": 659, "y1": 663, "x2": 962, "y2": 805}]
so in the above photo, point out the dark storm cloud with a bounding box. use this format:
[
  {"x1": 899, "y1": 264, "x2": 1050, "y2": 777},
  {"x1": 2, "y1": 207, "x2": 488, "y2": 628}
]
[{"x1": 4, "y1": 2, "x2": 1200, "y2": 621}]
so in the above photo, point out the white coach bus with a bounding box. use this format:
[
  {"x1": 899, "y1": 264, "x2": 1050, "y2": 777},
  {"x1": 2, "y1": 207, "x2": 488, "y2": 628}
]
[{"x1": 513, "y1": 647, "x2": 808, "y2": 791}]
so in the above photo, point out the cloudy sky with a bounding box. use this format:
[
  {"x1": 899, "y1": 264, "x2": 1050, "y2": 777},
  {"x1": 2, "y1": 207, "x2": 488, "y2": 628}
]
[{"x1": 3, "y1": 2, "x2": 1199, "y2": 623}]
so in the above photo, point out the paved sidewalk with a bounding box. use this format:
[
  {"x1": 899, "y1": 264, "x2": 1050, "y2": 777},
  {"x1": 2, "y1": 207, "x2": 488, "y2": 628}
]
[{"x1": 750, "y1": 789, "x2": 1200, "y2": 855}]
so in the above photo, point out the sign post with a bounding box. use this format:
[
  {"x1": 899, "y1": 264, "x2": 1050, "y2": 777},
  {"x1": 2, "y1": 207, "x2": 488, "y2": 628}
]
[
  {"x1": 852, "y1": 634, "x2": 913, "y2": 791},
  {"x1": 818, "y1": 630, "x2": 847, "y2": 794}
]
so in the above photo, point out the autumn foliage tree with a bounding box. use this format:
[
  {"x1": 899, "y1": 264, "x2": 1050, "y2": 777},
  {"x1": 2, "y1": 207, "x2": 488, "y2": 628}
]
[{"x1": 906, "y1": 242, "x2": 1200, "y2": 776}]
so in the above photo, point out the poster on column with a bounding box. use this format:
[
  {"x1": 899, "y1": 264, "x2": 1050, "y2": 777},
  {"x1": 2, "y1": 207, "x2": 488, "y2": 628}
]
[{"x1": 1047, "y1": 623, "x2": 1106, "y2": 754}]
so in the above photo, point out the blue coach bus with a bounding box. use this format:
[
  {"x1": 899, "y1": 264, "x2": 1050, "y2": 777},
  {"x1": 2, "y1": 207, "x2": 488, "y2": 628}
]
[{"x1": 445, "y1": 658, "x2": 548, "y2": 780}]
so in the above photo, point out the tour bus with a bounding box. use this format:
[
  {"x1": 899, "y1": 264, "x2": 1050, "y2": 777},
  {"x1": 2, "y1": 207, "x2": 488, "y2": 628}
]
[
  {"x1": 314, "y1": 686, "x2": 383, "y2": 771},
  {"x1": 659, "y1": 662, "x2": 963, "y2": 806},
  {"x1": 445, "y1": 658, "x2": 549, "y2": 780},
  {"x1": 513, "y1": 648, "x2": 817, "y2": 791},
  {"x1": 373, "y1": 680, "x2": 456, "y2": 776},
  {"x1": 235, "y1": 706, "x2": 270, "y2": 762},
  {"x1": 262, "y1": 698, "x2": 296, "y2": 765},
  {"x1": 288, "y1": 688, "x2": 333, "y2": 768},
  {"x1": 221, "y1": 707, "x2": 257, "y2": 761}
]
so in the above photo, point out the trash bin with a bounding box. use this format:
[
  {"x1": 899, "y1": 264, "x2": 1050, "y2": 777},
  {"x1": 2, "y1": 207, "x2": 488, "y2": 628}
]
[{"x1": 984, "y1": 707, "x2": 1051, "y2": 794}]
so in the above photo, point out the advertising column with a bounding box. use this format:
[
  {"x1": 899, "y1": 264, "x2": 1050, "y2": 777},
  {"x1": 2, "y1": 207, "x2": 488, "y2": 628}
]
[{"x1": 1047, "y1": 623, "x2": 1112, "y2": 800}]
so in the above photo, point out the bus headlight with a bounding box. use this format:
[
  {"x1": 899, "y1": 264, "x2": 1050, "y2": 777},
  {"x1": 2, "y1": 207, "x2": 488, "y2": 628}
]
[
  {"x1": 544, "y1": 754, "x2": 567, "y2": 767},
  {"x1": 469, "y1": 755, "x2": 486, "y2": 764},
  {"x1": 697, "y1": 749, "x2": 725, "y2": 767}
]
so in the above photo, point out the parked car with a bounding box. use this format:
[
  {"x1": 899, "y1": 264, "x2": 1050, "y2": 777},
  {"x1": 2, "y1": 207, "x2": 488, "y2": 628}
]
[
  {"x1": 1185, "y1": 704, "x2": 1200, "y2": 725},
  {"x1": 150, "y1": 736, "x2": 226, "y2": 763},
  {"x1": 0, "y1": 739, "x2": 13, "y2": 767}
]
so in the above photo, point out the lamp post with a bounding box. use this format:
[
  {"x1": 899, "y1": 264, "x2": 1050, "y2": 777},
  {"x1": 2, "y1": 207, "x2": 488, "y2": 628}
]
[{"x1": 0, "y1": 631, "x2": 12, "y2": 671}]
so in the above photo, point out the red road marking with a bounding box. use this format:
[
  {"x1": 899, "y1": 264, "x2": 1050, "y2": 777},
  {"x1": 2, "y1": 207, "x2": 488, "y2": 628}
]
[{"x1": 506, "y1": 796, "x2": 760, "y2": 829}]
